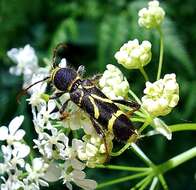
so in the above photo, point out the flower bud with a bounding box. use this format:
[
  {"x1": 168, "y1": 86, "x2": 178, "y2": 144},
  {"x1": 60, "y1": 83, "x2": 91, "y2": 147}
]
[
  {"x1": 138, "y1": 0, "x2": 165, "y2": 29},
  {"x1": 115, "y1": 39, "x2": 152, "y2": 69},
  {"x1": 142, "y1": 74, "x2": 179, "y2": 116},
  {"x1": 99, "y1": 64, "x2": 129, "y2": 99},
  {"x1": 74, "y1": 133, "x2": 113, "y2": 168}
]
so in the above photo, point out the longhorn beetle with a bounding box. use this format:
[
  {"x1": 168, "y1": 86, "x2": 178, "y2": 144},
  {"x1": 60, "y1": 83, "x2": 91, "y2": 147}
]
[{"x1": 21, "y1": 44, "x2": 140, "y2": 157}]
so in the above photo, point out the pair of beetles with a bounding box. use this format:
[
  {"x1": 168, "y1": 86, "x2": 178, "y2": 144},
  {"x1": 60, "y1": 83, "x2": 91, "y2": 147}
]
[{"x1": 23, "y1": 44, "x2": 140, "y2": 158}]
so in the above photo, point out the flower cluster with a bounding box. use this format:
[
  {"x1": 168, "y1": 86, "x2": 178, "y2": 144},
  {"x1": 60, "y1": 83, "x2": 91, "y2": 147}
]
[
  {"x1": 74, "y1": 133, "x2": 114, "y2": 168},
  {"x1": 99, "y1": 64, "x2": 129, "y2": 99},
  {"x1": 114, "y1": 39, "x2": 152, "y2": 69},
  {"x1": 0, "y1": 116, "x2": 49, "y2": 190},
  {"x1": 4, "y1": 45, "x2": 99, "y2": 190},
  {"x1": 7, "y1": 44, "x2": 49, "y2": 89},
  {"x1": 142, "y1": 74, "x2": 179, "y2": 117},
  {"x1": 138, "y1": 0, "x2": 165, "y2": 29},
  {"x1": 7, "y1": 45, "x2": 38, "y2": 76}
]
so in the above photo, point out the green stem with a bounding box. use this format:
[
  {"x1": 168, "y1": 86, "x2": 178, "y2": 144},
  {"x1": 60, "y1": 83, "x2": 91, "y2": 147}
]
[
  {"x1": 138, "y1": 119, "x2": 152, "y2": 134},
  {"x1": 97, "y1": 172, "x2": 148, "y2": 189},
  {"x1": 142, "y1": 123, "x2": 196, "y2": 139},
  {"x1": 149, "y1": 177, "x2": 158, "y2": 190},
  {"x1": 96, "y1": 164, "x2": 149, "y2": 172},
  {"x1": 134, "y1": 111, "x2": 147, "y2": 118},
  {"x1": 128, "y1": 89, "x2": 142, "y2": 104},
  {"x1": 72, "y1": 130, "x2": 78, "y2": 138},
  {"x1": 139, "y1": 67, "x2": 149, "y2": 82},
  {"x1": 131, "y1": 175, "x2": 152, "y2": 190},
  {"x1": 158, "y1": 174, "x2": 168, "y2": 190},
  {"x1": 156, "y1": 27, "x2": 164, "y2": 80},
  {"x1": 138, "y1": 176, "x2": 152, "y2": 190},
  {"x1": 131, "y1": 143, "x2": 155, "y2": 168},
  {"x1": 157, "y1": 146, "x2": 196, "y2": 174},
  {"x1": 169, "y1": 123, "x2": 196, "y2": 132}
]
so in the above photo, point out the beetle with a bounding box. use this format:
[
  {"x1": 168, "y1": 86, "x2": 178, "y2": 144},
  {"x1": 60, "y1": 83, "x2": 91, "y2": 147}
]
[{"x1": 21, "y1": 44, "x2": 140, "y2": 156}]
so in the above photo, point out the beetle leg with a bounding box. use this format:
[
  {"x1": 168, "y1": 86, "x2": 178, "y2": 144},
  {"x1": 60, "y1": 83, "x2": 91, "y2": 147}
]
[
  {"x1": 49, "y1": 92, "x2": 64, "y2": 99},
  {"x1": 59, "y1": 99, "x2": 71, "y2": 114},
  {"x1": 112, "y1": 99, "x2": 140, "y2": 116},
  {"x1": 90, "y1": 74, "x2": 103, "y2": 84},
  {"x1": 90, "y1": 117, "x2": 110, "y2": 162},
  {"x1": 58, "y1": 99, "x2": 71, "y2": 120}
]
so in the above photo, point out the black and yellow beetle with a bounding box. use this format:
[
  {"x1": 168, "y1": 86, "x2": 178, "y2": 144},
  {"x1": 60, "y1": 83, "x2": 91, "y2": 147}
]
[{"x1": 22, "y1": 44, "x2": 140, "y2": 154}]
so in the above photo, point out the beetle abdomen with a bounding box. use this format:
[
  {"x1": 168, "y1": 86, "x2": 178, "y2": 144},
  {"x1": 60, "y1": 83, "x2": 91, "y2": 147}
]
[{"x1": 112, "y1": 113, "x2": 135, "y2": 141}]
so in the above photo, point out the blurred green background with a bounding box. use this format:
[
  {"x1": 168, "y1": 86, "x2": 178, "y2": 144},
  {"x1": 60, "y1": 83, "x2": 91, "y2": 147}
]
[{"x1": 0, "y1": 0, "x2": 195, "y2": 189}]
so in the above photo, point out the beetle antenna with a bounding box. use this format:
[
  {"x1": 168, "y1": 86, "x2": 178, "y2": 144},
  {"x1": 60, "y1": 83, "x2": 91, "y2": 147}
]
[{"x1": 17, "y1": 76, "x2": 50, "y2": 103}]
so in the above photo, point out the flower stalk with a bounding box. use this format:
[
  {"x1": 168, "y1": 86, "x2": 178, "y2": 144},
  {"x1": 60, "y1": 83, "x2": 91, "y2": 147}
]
[
  {"x1": 97, "y1": 172, "x2": 149, "y2": 189},
  {"x1": 157, "y1": 27, "x2": 164, "y2": 80},
  {"x1": 139, "y1": 67, "x2": 149, "y2": 82},
  {"x1": 169, "y1": 123, "x2": 196, "y2": 132},
  {"x1": 157, "y1": 146, "x2": 196, "y2": 174},
  {"x1": 96, "y1": 165, "x2": 149, "y2": 172}
]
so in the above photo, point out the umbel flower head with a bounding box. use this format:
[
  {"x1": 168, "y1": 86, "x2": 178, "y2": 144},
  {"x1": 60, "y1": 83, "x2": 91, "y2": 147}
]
[
  {"x1": 138, "y1": 0, "x2": 165, "y2": 29},
  {"x1": 115, "y1": 39, "x2": 152, "y2": 69},
  {"x1": 7, "y1": 44, "x2": 38, "y2": 76},
  {"x1": 142, "y1": 73, "x2": 179, "y2": 117},
  {"x1": 99, "y1": 64, "x2": 130, "y2": 99},
  {"x1": 73, "y1": 133, "x2": 114, "y2": 168}
]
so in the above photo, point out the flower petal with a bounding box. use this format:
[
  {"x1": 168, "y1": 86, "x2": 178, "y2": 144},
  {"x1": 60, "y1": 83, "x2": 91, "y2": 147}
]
[
  {"x1": 13, "y1": 142, "x2": 30, "y2": 158},
  {"x1": 71, "y1": 159, "x2": 85, "y2": 170},
  {"x1": 14, "y1": 129, "x2": 25, "y2": 141},
  {"x1": 9, "y1": 115, "x2": 24, "y2": 135},
  {"x1": 152, "y1": 118, "x2": 172, "y2": 140},
  {"x1": 47, "y1": 100, "x2": 56, "y2": 113},
  {"x1": 0, "y1": 126, "x2": 8, "y2": 140},
  {"x1": 32, "y1": 158, "x2": 44, "y2": 171},
  {"x1": 75, "y1": 179, "x2": 97, "y2": 190},
  {"x1": 43, "y1": 162, "x2": 62, "y2": 182}
]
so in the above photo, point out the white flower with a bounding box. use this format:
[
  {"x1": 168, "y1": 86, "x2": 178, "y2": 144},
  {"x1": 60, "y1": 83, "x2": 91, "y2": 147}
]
[
  {"x1": 1, "y1": 142, "x2": 30, "y2": 171},
  {"x1": 25, "y1": 158, "x2": 49, "y2": 188},
  {"x1": 11, "y1": 142, "x2": 30, "y2": 165},
  {"x1": 26, "y1": 67, "x2": 49, "y2": 95},
  {"x1": 34, "y1": 127, "x2": 69, "y2": 159},
  {"x1": 38, "y1": 100, "x2": 59, "y2": 125},
  {"x1": 1, "y1": 174, "x2": 24, "y2": 190},
  {"x1": 0, "y1": 115, "x2": 25, "y2": 144},
  {"x1": 138, "y1": 0, "x2": 165, "y2": 29},
  {"x1": 43, "y1": 162, "x2": 62, "y2": 182},
  {"x1": 142, "y1": 73, "x2": 179, "y2": 116},
  {"x1": 60, "y1": 96, "x2": 83, "y2": 130},
  {"x1": 8, "y1": 44, "x2": 38, "y2": 76},
  {"x1": 59, "y1": 94, "x2": 94, "y2": 132},
  {"x1": 99, "y1": 64, "x2": 130, "y2": 99},
  {"x1": 81, "y1": 117, "x2": 97, "y2": 136},
  {"x1": 115, "y1": 39, "x2": 152, "y2": 69},
  {"x1": 60, "y1": 159, "x2": 97, "y2": 190},
  {"x1": 27, "y1": 74, "x2": 47, "y2": 108}
]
